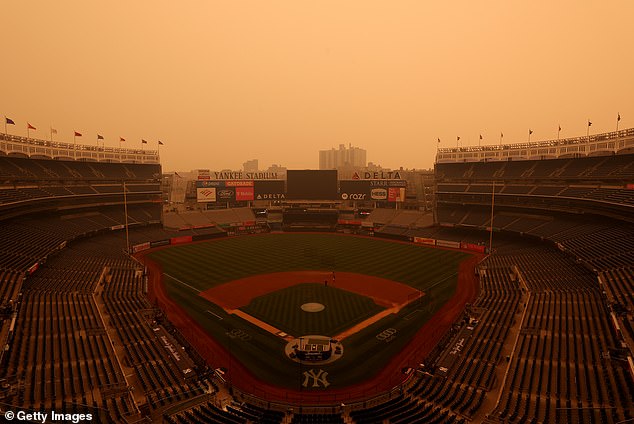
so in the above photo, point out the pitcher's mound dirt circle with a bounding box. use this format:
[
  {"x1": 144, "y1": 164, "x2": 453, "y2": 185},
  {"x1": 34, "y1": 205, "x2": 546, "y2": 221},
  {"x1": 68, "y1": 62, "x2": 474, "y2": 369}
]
[{"x1": 301, "y1": 302, "x2": 326, "y2": 312}]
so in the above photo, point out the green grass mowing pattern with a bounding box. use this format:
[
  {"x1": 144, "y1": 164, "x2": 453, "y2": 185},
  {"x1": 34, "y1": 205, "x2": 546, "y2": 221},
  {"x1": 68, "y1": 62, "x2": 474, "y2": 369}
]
[
  {"x1": 150, "y1": 234, "x2": 471, "y2": 389},
  {"x1": 240, "y1": 282, "x2": 385, "y2": 336},
  {"x1": 148, "y1": 233, "x2": 468, "y2": 292}
]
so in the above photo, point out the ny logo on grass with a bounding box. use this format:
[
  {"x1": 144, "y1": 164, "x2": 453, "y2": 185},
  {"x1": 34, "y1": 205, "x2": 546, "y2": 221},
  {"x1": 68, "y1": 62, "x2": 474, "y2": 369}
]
[{"x1": 302, "y1": 369, "x2": 330, "y2": 388}]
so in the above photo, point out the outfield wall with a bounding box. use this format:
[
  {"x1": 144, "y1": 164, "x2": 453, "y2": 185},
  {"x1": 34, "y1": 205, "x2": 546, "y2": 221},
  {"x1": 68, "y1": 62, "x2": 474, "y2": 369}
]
[{"x1": 134, "y1": 228, "x2": 487, "y2": 256}]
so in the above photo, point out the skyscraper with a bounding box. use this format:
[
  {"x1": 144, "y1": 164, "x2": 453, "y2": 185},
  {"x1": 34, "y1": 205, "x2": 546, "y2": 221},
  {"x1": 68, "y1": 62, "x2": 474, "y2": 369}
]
[
  {"x1": 319, "y1": 144, "x2": 367, "y2": 170},
  {"x1": 243, "y1": 159, "x2": 259, "y2": 173}
]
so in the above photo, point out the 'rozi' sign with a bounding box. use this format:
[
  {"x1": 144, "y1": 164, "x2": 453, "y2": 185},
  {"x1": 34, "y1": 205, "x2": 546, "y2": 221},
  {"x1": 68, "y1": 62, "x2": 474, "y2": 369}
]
[{"x1": 341, "y1": 193, "x2": 366, "y2": 200}]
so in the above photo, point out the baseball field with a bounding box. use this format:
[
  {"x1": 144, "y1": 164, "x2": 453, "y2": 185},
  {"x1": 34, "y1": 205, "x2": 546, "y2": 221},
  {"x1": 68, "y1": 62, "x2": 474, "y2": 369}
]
[{"x1": 140, "y1": 233, "x2": 478, "y2": 403}]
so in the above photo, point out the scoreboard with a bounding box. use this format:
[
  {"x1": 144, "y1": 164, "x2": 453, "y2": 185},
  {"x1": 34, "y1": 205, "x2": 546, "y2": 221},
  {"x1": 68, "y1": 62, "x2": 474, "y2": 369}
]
[{"x1": 286, "y1": 170, "x2": 338, "y2": 200}]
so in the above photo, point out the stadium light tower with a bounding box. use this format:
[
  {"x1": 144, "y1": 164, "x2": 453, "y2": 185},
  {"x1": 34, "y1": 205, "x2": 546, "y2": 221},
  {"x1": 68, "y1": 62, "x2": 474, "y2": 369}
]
[
  {"x1": 489, "y1": 179, "x2": 495, "y2": 254},
  {"x1": 123, "y1": 181, "x2": 130, "y2": 252}
]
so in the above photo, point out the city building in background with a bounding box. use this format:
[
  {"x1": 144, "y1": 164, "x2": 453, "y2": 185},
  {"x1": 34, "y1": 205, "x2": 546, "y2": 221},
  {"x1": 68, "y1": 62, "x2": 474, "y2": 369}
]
[
  {"x1": 243, "y1": 159, "x2": 259, "y2": 172},
  {"x1": 319, "y1": 144, "x2": 367, "y2": 170}
]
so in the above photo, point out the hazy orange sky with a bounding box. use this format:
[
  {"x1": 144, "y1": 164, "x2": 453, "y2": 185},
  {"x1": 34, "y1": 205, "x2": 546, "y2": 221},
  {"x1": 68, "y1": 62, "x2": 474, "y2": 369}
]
[{"x1": 2, "y1": 1, "x2": 632, "y2": 172}]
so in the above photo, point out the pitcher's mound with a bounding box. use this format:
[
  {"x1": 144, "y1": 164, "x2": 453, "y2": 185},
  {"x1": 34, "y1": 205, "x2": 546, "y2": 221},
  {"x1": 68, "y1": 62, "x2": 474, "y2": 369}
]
[{"x1": 301, "y1": 302, "x2": 326, "y2": 312}]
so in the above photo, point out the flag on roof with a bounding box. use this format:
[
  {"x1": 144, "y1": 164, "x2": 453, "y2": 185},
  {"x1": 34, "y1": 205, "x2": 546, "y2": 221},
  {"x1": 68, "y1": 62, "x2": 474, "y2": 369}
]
[
  {"x1": 479, "y1": 134, "x2": 483, "y2": 140},
  {"x1": 529, "y1": 129, "x2": 533, "y2": 135},
  {"x1": 74, "y1": 131, "x2": 82, "y2": 137},
  {"x1": 5, "y1": 117, "x2": 15, "y2": 125},
  {"x1": 588, "y1": 120, "x2": 592, "y2": 127},
  {"x1": 120, "y1": 137, "x2": 126, "y2": 142},
  {"x1": 141, "y1": 139, "x2": 148, "y2": 144},
  {"x1": 51, "y1": 127, "x2": 58, "y2": 135},
  {"x1": 158, "y1": 140, "x2": 164, "y2": 145},
  {"x1": 617, "y1": 113, "x2": 621, "y2": 122},
  {"x1": 27, "y1": 123, "x2": 36, "y2": 130}
]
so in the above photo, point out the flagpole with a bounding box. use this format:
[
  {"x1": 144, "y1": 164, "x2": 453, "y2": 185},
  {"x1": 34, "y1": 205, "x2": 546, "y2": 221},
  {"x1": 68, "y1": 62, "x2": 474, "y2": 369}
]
[
  {"x1": 586, "y1": 119, "x2": 591, "y2": 143},
  {"x1": 557, "y1": 125, "x2": 561, "y2": 141},
  {"x1": 73, "y1": 133, "x2": 76, "y2": 159}
]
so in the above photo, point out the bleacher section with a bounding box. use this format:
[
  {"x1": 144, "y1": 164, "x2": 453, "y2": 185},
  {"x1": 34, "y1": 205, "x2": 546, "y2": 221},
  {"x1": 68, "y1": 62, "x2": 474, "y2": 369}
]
[
  {"x1": 366, "y1": 208, "x2": 431, "y2": 229},
  {"x1": 487, "y1": 249, "x2": 633, "y2": 423},
  {"x1": 0, "y1": 155, "x2": 161, "y2": 221},
  {"x1": 163, "y1": 208, "x2": 256, "y2": 230},
  {"x1": 436, "y1": 153, "x2": 634, "y2": 222},
  {"x1": 433, "y1": 152, "x2": 634, "y2": 423}
]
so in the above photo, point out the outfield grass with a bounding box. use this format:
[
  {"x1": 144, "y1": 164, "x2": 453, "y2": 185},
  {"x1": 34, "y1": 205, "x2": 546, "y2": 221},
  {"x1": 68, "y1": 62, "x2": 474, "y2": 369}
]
[
  {"x1": 148, "y1": 233, "x2": 466, "y2": 291},
  {"x1": 240, "y1": 282, "x2": 385, "y2": 336},
  {"x1": 148, "y1": 233, "x2": 470, "y2": 390}
]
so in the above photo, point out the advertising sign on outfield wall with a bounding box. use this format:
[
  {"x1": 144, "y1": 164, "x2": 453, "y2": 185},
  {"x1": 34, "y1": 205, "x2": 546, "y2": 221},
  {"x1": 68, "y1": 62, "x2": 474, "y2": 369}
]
[
  {"x1": 216, "y1": 187, "x2": 236, "y2": 201},
  {"x1": 254, "y1": 180, "x2": 286, "y2": 200},
  {"x1": 225, "y1": 180, "x2": 254, "y2": 187},
  {"x1": 414, "y1": 237, "x2": 436, "y2": 245},
  {"x1": 196, "y1": 180, "x2": 283, "y2": 202},
  {"x1": 170, "y1": 235, "x2": 193, "y2": 245},
  {"x1": 460, "y1": 242, "x2": 486, "y2": 253},
  {"x1": 339, "y1": 180, "x2": 407, "y2": 201},
  {"x1": 235, "y1": 186, "x2": 254, "y2": 201},
  {"x1": 196, "y1": 187, "x2": 217, "y2": 202},
  {"x1": 387, "y1": 187, "x2": 406, "y2": 202},
  {"x1": 132, "y1": 242, "x2": 151, "y2": 253},
  {"x1": 150, "y1": 239, "x2": 170, "y2": 248},
  {"x1": 436, "y1": 240, "x2": 461, "y2": 249}
]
